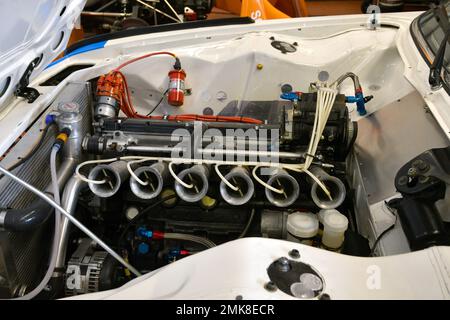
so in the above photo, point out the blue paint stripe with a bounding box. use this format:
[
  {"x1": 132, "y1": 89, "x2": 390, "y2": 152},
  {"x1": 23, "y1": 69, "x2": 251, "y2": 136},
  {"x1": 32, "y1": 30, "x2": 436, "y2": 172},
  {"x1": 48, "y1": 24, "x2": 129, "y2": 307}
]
[{"x1": 46, "y1": 40, "x2": 107, "y2": 69}]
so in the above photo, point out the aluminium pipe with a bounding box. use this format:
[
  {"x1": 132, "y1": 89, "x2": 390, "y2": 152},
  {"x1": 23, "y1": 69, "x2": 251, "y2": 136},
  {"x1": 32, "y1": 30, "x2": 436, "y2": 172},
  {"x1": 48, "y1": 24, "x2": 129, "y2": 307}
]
[
  {"x1": 54, "y1": 176, "x2": 87, "y2": 270},
  {"x1": 81, "y1": 11, "x2": 132, "y2": 17}
]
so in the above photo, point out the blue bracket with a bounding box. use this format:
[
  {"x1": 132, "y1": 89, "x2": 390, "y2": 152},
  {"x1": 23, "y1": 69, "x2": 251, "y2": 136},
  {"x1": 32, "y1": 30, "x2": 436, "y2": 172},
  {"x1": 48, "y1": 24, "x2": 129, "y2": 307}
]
[
  {"x1": 281, "y1": 89, "x2": 373, "y2": 116},
  {"x1": 346, "y1": 92, "x2": 373, "y2": 116},
  {"x1": 280, "y1": 92, "x2": 301, "y2": 102}
]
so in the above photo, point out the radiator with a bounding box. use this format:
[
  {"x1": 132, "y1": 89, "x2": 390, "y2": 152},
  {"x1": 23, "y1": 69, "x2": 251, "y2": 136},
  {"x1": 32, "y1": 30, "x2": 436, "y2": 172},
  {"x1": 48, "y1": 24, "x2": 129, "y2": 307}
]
[{"x1": 0, "y1": 82, "x2": 92, "y2": 298}]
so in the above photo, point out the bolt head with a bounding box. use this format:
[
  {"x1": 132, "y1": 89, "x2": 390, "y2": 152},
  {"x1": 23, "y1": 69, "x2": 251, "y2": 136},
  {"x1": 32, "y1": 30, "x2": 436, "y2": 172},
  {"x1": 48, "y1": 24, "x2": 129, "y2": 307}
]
[
  {"x1": 264, "y1": 281, "x2": 277, "y2": 292},
  {"x1": 412, "y1": 159, "x2": 430, "y2": 172},
  {"x1": 289, "y1": 249, "x2": 300, "y2": 259},
  {"x1": 276, "y1": 257, "x2": 291, "y2": 272},
  {"x1": 419, "y1": 175, "x2": 430, "y2": 184},
  {"x1": 319, "y1": 293, "x2": 331, "y2": 300},
  {"x1": 398, "y1": 176, "x2": 408, "y2": 185},
  {"x1": 407, "y1": 167, "x2": 418, "y2": 177}
]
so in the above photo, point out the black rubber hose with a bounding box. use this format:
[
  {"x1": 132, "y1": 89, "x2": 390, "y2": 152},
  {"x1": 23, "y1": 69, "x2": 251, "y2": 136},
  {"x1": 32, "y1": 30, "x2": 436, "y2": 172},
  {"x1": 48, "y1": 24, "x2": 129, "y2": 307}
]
[{"x1": 2, "y1": 198, "x2": 53, "y2": 232}]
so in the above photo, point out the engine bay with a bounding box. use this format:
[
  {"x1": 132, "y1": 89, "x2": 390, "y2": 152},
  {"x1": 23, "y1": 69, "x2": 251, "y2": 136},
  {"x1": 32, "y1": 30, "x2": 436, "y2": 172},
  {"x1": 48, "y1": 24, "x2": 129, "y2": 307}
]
[
  {"x1": 65, "y1": 61, "x2": 366, "y2": 296},
  {"x1": 0, "y1": 26, "x2": 449, "y2": 299}
]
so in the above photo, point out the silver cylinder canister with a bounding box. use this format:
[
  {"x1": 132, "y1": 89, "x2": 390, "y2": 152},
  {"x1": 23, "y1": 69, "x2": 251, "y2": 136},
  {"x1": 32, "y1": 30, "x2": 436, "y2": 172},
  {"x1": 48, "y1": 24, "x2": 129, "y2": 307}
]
[
  {"x1": 55, "y1": 102, "x2": 85, "y2": 160},
  {"x1": 94, "y1": 95, "x2": 120, "y2": 119}
]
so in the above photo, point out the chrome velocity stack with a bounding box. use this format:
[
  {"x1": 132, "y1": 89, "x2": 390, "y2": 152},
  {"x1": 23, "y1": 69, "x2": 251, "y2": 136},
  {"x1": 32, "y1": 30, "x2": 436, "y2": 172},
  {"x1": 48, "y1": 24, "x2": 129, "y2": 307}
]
[
  {"x1": 88, "y1": 161, "x2": 129, "y2": 198},
  {"x1": 130, "y1": 162, "x2": 167, "y2": 200},
  {"x1": 309, "y1": 166, "x2": 346, "y2": 210},
  {"x1": 174, "y1": 164, "x2": 209, "y2": 203},
  {"x1": 265, "y1": 168, "x2": 300, "y2": 208},
  {"x1": 220, "y1": 167, "x2": 254, "y2": 206}
]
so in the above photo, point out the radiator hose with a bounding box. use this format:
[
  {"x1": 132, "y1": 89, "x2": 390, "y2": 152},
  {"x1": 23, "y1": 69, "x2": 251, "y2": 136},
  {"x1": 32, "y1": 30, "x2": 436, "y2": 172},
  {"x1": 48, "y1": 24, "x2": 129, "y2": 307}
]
[
  {"x1": 0, "y1": 129, "x2": 73, "y2": 232},
  {"x1": 0, "y1": 158, "x2": 75, "y2": 231}
]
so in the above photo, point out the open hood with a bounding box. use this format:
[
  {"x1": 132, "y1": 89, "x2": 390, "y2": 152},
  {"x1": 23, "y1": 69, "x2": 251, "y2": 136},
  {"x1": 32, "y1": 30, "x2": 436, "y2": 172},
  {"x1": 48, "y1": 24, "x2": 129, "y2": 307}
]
[{"x1": 0, "y1": 0, "x2": 86, "y2": 112}]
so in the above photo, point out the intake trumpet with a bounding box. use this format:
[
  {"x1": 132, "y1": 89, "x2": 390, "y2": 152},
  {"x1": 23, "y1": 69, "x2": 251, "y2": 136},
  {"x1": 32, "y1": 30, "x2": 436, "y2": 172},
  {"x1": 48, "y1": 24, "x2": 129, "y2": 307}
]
[
  {"x1": 174, "y1": 164, "x2": 209, "y2": 203},
  {"x1": 309, "y1": 166, "x2": 346, "y2": 210},
  {"x1": 130, "y1": 162, "x2": 168, "y2": 200},
  {"x1": 88, "y1": 161, "x2": 129, "y2": 198},
  {"x1": 265, "y1": 168, "x2": 300, "y2": 208},
  {"x1": 220, "y1": 167, "x2": 254, "y2": 206}
]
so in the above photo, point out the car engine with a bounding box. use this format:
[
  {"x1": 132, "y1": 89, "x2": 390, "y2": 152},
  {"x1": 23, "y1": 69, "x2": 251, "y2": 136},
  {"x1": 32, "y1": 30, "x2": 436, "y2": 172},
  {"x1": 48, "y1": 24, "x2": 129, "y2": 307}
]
[{"x1": 0, "y1": 49, "x2": 448, "y2": 300}]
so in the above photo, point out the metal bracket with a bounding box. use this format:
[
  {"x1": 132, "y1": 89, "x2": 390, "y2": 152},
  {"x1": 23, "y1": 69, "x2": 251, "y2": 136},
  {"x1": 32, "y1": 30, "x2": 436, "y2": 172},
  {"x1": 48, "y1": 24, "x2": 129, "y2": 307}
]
[
  {"x1": 14, "y1": 57, "x2": 41, "y2": 103},
  {"x1": 365, "y1": 4, "x2": 381, "y2": 31}
]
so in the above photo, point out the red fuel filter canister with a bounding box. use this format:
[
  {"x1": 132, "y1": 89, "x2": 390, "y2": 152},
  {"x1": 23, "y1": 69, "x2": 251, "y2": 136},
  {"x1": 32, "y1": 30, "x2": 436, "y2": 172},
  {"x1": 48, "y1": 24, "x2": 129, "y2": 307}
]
[{"x1": 167, "y1": 69, "x2": 186, "y2": 107}]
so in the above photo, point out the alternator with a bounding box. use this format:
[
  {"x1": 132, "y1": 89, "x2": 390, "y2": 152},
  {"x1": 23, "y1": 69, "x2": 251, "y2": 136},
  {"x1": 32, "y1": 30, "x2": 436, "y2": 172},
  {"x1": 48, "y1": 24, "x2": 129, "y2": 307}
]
[{"x1": 65, "y1": 239, "x2": 111, "y2": 296}]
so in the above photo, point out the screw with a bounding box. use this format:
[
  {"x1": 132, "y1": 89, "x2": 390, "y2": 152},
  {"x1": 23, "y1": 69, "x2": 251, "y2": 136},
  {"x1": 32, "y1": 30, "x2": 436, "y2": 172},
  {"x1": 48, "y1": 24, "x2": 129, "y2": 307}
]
[
  {"x1": 418, "y1": 162, "x2": 429, "y2": 172},
  {"x1": 270, "y1": 36, "x2": 275, "y2": 40},
  {"x1": 264, "y1": 281, "x2": 277, "y2": 292},
  {"x1": 412, "y1": 159, "x2": 422, "y2": 168},
  {"x1": 293, "y1": 42, "x2": 298, "y2": 46},
  {"x1": 256, "y1": 64, "x2": 264, "y2": 70},
  {"x1": 289, "y1": 249, "x2": 300, "y2": 259},
  {"x1": 276, "y1": 257, "x2": 291, "y2": 272},
  {"x1": 235, "y1": 295, "x2": 243, "y2": 300},
  {"x1": 419, "y1": 175, "x2": 430, "y2": 184},
  {"x1": 407, "y1": 167, "x2": 418, "y2": 177},
  {"x1": 398, "y1": 176, "x2": 408, "y2": 186},
  {"x1": 319, "y1": 293, "x2": 331, "y2": 300},
  {"x1": 413, "y1": 159, "x2": 429, "y2": 172}
]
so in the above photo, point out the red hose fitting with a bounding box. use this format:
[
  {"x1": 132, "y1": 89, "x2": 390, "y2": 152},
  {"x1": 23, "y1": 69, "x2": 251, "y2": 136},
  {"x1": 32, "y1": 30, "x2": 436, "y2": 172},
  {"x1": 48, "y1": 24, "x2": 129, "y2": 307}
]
[{"x1": 153, "y1": 231, "x2": 165, "y2": 240}]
